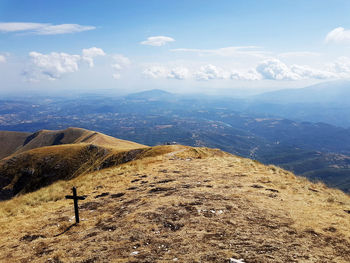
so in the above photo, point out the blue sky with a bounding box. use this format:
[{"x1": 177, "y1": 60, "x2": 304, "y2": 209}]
[{"x1": 0, "y1": 0, "x2": 350, "y2": 95}]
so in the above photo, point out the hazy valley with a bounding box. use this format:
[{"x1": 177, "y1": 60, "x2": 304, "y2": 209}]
[{"x1": 2, "y1": 81, "x2": 350, "y2": 192}]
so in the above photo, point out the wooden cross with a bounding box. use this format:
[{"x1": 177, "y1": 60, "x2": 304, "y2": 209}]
[{"x1": 65, "y1": 187, "x2": 85, "y2": 223}]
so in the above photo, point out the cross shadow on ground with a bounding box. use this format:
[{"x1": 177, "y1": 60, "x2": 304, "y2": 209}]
[{"x1": 54, "y1": 223, "x2": 77, "y2": 237}]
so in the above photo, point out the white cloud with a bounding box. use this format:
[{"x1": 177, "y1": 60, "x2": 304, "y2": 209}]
[
  {"x1": 0, "y1": 22, "x2": 95, "y2": 35},
  {"x1": 171, "y1": 46, "x2": 268, "y2": 58},
  {"x1": 28, "y1": 51, "x2": 81, "y2": 80},
  {"x1": 255, "y1": 58, "x2": 336, "y2": 80},
  {"x1": 195, "y1": 64, "x2": 229, "y2": 80},
  {"x1": 329, "y1": 56, "x2": 350, "y2": 76},
  {"x1": 142, "y1": 66, "x2": 168, "y2": 78},
  {"x1": 325, "y1": 27, "x2": 350, "y2": 44},
  {"x1": 0, "y1": 22, "x2": 44, "y2": 32},
  {"x1": 0, "y1": 55, "x2": 6, "y2": 63},
  {"x1": 290, "y1": 64, "x2": 336, "y2": 79},
  {"x1": 111, "y1": 54, "x2": 131, "y2": 79},
  {"x1": 82, "y1": 47, "x2": 105, "y2": 67},
  {"x1": 112, "y1": 54, "x2": 131, "y2": 66},
  {"x1": 167, "y1": 67, "x2": 190, "y2": 80},
  {"x1": 112, "y1": 64, "x2": 122, "y2": 79},
  {"x1": 141, "y1": 58, "x2": 339, "y2": 82},
  {"x1": 25, "y1": 47, "x2": 106, "y2": 81},
  {"x1": 230, "y1": 70, "x2": 261, "y2": 81},
  {"x1": 35, "y1": 24, "x2": 95, "y2": 35},
  {"x1": 256, "y1": 59, "x2": 301, "y2": 80},
  {"x1": 141, "y1": 36, "x2": 175, "y2": 46},
  {"x1": 142, "y1": 65, "x2": 190, "y2": 80}
]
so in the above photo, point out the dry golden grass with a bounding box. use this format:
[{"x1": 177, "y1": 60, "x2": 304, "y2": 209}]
[
  {"x1": 1, "y1": 146, "x2": 350, "y2": 262},
  {"x1": 0, "y1": 127, "x2": 146, "y2": 161},
  {"x1": 0, "y1": 140, "x2": 151, "y2": 199},
  {"x1": 0, "y1": 131, "x2": 31, "y2": 159}
]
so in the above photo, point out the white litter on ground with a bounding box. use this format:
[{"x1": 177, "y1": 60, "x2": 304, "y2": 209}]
[{"x1": 229, "y1": 258, "x2": 245, "y2": 263}]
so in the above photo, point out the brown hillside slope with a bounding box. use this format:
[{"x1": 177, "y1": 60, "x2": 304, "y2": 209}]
[
  {"x1": 0, "y1": 131, "x2": 31, "y2": 160},
  {"x1": 1, "y1": 146, "x2": 350, "y2": 262},
  {"x1": 0, "y1": 128, "x2": 147, "y2": 200},
  {"x1": 0, "y1": 143, "x2": 151, "y2": 201},
  {"x1": 0, "y1": 127, "x2": 145, "y2": 160}
]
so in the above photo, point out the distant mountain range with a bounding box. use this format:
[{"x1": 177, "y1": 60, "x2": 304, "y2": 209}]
[
  {"x1": 243, "y1": 80, "x2": 350, "y2": 127},
  {"x1": 253, "y1": 80, "x2": 350, "y2": 104},
  {"x1": 1, "y1": 80, "x2": 350, "y2": 192}
]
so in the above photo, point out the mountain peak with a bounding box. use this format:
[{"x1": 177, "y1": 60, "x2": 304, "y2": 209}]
[
  {"x1": 0, "y1": 127, "x2": 145, "y2": 160},
  {"x1": 125, "y1": 89, "x2": 173, "y2": 100},
  {"x1": 0, "y1": 139, "x2": 350, "y2": 262}
]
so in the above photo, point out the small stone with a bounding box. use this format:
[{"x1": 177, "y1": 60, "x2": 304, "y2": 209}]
[{"x1": 229, "y1": 259, "x2": 245, "y2": 263}]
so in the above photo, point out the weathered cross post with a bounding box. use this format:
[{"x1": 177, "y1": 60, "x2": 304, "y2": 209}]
[{"x1": 65, "y1": 187, "x2": 86, "y2": 223}]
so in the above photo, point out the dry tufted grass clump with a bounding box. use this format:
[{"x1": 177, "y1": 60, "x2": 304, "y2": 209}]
[{"x1": 1, "y1": 143, "x2": 350, "y2": 262}]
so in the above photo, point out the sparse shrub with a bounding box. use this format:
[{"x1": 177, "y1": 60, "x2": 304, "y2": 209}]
[
  {"x1": 253, "y1": 159, "x2": 262, "y2": 165},
  {"x1": 327, "y1": 197, "x2": 335, "y2": 203}
]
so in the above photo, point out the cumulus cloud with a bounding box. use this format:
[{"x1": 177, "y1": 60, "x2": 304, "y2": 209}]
[
  {"x1": 0, "y1": 22, "x2": 95, "y2": 35},
  {"x1": 24, "y1": 47, "x2": 105, "y2": 81},
  {"x1": 195, "y1": 64, "x2": 230, "y2": 81},
  {"x1": 230, "y1": 70, "x2": 261, "y2": 81},
  {"x1": 142, "y1": 66, "x2": 168, "y2": 79},
  {"x1": 256, "y1": 59, "x2": 301, "y2": 80},
  {"x1": 82, "y1": 47, "x2": 106, "y2": 67},
  {"x1": 255, "y1": 58, "x2": 336, "y2": 80},
  {"x1": 325, "y1": 27, "x2": 350, "y2": 44},
  {"x1": 195, "y1": 60, "x2": 335, "y2": 81},
  {"x1": 27, "y1": 51, "x2": 81, "y2": 80},
  {"x1": 329, "y1": 56, "x2": 350, "y2": 76},
  {"x1": 167, "y1": 67, "x2": 190, "y2": 80},
  {"x1": 142, "y1": 64, "x2": 228, "y2": 81},
  {"x1": 141, "y1": 58, "x2": 339, "y2": 82},
  {"x1": 112, "y1": 54, "x2": 131, "y2": 65},
  {"x1": 142, "y1": 65, "x2": 190, "y2": 80},
  {"x1": 290, "y1": 64, "x2": 336, "y2": 79},
  {"x1": 141, "y1": 36, "x2": 175, "y2": 46},
  {"x1": 111, "y1": 54, "x2": 131, "y2": 79},
  {"x1": 0, "y1": 55, "x2": 6, "y2": 63}
]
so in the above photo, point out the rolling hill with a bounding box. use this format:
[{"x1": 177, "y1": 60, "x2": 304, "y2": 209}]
[
  {"x1": 0, "y1": 128, "x2": 147, "y2": 200},
  {"x1": 0, "y1": 130, "x2": 31, "y2": 160},
  {"x1": 0, "y1": 127, "x2": 145, "y2": 160},
  {"x1": 0, "y1": 133, "x2": 350, "y2": 262}
]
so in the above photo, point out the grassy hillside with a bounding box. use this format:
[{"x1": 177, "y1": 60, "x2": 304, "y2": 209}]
[
  {"x1": 0, "y1": 145, "x2": 350, "y2": 262},
  {"x1": 0, "y1": 127, "x2": 145, "y2": 160},
  {"x1": 0, "y1": 128, "x2": 148, "y2": 200},
  {"x1": 0, "y1": 130, "x2": 31, "y2": 159}
]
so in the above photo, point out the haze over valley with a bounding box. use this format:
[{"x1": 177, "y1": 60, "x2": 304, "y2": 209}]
[{"x1": 2, "y1": 81, "x2": 350, "y2": 192}]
